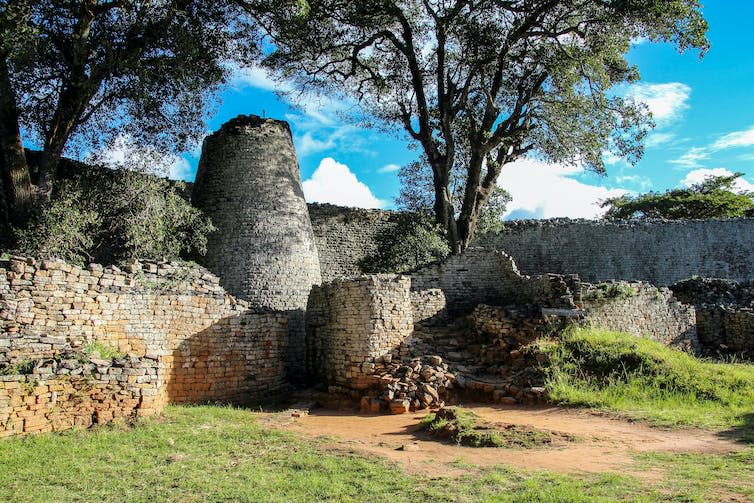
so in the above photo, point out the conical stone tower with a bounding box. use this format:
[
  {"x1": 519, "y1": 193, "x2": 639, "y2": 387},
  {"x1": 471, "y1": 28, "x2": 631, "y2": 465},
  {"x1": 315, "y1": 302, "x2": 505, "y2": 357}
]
[{"x1": 192, "y1": 115, "x2": 322, "y2": 383}]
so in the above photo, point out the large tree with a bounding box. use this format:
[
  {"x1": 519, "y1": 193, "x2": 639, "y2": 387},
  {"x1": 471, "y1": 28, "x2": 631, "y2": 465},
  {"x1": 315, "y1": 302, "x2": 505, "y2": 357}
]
[
  {"x1": 252, "y1": 0, "x2": 707, "y2": 253},
  {"x1": 0, "y1": 0, "x2": 259, "y2": 226},
  {"x1": 602, "y1": 173, "x2": 754, "y2": 220}
]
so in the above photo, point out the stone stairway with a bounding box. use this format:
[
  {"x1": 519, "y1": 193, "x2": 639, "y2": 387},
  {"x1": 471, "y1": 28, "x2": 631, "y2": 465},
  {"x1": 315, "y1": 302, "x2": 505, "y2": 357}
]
[{"x1": 358, "y1": 306, "x2": 550, "y2": 414}]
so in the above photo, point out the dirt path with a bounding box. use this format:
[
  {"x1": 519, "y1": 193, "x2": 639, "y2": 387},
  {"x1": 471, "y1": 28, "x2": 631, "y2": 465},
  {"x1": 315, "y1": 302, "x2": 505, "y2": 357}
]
[{"x1": 272, "y1": 404, "x2": 744, "y2": 478}]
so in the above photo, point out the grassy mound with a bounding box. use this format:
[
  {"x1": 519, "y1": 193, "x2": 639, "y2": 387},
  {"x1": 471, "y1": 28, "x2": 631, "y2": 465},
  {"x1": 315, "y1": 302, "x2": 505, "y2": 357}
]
[
  {"x1": 419, "y1": 407, "x2": 570, "y2": 448},
  {"x1": 539, "y1": 328, "x2": 754, "y2": 437}
]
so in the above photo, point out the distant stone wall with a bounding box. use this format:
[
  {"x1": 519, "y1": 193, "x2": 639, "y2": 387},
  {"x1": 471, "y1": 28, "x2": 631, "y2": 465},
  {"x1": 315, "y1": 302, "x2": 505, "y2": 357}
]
[
  {"x1": 305, "y1": 275, "x2": 413, "y2": 393},
  {"x1": 307, "y1": 204, "x2": 396, "y2": 282},
  {"x1": 0, "y1": 257, "x2": 289, "y2": 435},
  {"x1": 579, "y1": 282, "x2": 698, "y2": 351},
  {"x1": 477, "y1": 218, "x2": 754, "y2": 285}
]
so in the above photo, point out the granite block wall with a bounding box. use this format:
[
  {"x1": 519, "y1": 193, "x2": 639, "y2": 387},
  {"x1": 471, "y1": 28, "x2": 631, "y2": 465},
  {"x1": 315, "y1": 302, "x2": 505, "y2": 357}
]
[
  {"x1": 307, "y1": 203, "x2": 397, "y2": 282},
  {"x1": 579, "y1": 282, "x2": 698, "y2": 350},
  {"x1": 476, "y1": 218, "x2": 754, "y2": 285},
  {"x1": 0, "y1": 357, "x2": 159, "y2": 437},
  {"x1": 0, "y1": 256, "x2": 289, "y2": 435},
  {"x1": 305, "y1": 275, "x2": 413, "y2": 392},
  {"x1": 192, "y1": 115, "x2": 322, "y2": 382},
  {"x1": 671, "y1": 278, "x2": 754, "y2": 355}
]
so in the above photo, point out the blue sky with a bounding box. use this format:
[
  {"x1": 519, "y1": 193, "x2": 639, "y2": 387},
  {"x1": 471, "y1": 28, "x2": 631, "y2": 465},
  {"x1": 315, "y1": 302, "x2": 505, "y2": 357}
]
[{"x1": 169, "y1": 1, "x2": 754, "y2": 218}]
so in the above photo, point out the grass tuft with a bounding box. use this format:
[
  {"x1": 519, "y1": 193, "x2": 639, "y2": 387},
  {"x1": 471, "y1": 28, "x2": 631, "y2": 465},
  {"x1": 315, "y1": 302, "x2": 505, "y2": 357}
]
[
  {"x1": 420, "y1": 407, "x2": 568, "y2": 448},
  {"x1": 539, "y1": 328, "x2": 754, "y2": 438}
]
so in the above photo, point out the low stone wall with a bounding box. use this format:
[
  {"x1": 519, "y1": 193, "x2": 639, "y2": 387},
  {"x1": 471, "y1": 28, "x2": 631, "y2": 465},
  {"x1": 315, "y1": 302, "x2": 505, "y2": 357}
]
[
  {"x1": 0, "y1": 257, "x2": 289, "y2": 435},
  {"x1": 671, "y1": 278, "x2": 754, "y2": 355},
  {"x1": 694, "y1": 307, "x2": 754, "y2": 355},
  {"x1": 0, "y1": 356, "x2": 159, "y2": 437},
  {"x1": 409, "y1": 248, "x2": 581, "y2": 323},
  {"x1": 579, "y1": 282, "x2": 698, "y2": 351},
  {"x1": 410, "y1": 249, "x2": 527, "y2": 321},
  {"x1": 305, "y1": 275, "x2": 413, "y2": 393}
]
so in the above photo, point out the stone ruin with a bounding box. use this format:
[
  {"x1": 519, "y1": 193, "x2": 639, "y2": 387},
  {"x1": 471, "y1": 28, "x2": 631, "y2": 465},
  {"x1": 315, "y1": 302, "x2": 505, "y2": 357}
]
[{"x1": 1, "y1": 114, "x2": 752, "y2": 435}]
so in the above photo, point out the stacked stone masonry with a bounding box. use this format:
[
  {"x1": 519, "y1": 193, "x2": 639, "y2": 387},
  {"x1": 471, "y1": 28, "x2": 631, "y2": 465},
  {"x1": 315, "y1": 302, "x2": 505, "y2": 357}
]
[
  {"x1": 308, "y1": 206, "x2": 754, "y2": 286},
  {"x1": 0, "y1": 256, "x2": 289, "y2": 435},
  {"x1": 476, "y1": 218, "x2": 754, "y2": 285},
  {"x1": 305, "y1": 258, "x2": 698, "y2": 410},
  {"x1": 192, "y1": 115, "x2": 322, "y2": 382},
  {"x1": 579, "y1": 282, "x2": 698, "y2": 351},
  {"x1": 306, "y1": 275, "x2": 413, "y2": 393},
  {"x1": 307, "y1": 203, "x2": 397, "y2": 282},
  {"x1": 671, "y1": 277, "x2": 754, "y2": 355}
]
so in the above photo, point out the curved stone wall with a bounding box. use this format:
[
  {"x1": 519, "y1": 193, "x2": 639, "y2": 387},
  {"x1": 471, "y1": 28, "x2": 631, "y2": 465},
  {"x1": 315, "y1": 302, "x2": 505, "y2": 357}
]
[{"x1": 192, "y1": 115, "x2": 322, "y2": 380}]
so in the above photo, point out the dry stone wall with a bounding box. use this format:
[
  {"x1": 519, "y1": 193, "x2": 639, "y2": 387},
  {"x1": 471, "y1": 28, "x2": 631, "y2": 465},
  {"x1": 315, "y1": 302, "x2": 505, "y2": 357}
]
[
  {"x1": 671, "y1": 278, "x2": 754, "y2": 355},
  {"x1": 0, "y1": 357, "x2": 159, "y2": 437},
  {"x1": 305, "y1": 205, "x2": 754, "y2": 287},
  {"x1": 409, "y1": 248, "x2": 581, "y2": 323},
  {"x1": 192, "y1": 115, "x2": 322, "y2": 382},
  {"x1": 305, "y1": 275, "x2": 413, "y2": 394},
  {"x1": 308, "y1": 203, "x2": 397, "y2": 282},
  {"x1": 0, "y1": 256, "x2": 289, "y2": 435},
  {"x1": 579, "y1": 282, "x2": 698, "y2": 350},
  {"x1": 477, "y1": 218, "x2": 754, "y2": 285}
]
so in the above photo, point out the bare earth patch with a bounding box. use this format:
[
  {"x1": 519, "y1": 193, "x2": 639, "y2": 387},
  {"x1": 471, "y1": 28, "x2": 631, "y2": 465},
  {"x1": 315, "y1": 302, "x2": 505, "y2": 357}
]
[{"x1": 274, "y1": 404, "x2": 744, "y2": 479}]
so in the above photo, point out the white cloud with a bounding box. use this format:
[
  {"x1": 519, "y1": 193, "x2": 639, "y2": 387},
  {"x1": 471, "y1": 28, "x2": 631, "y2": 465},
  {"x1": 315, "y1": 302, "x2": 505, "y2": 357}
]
[
  {"x1": 498, "y1": 158, "x2": 627, "y2": 219},
  {"x1": 712, "y1": 126, "x2": 754, "y2": 150},
  {"x1": 378, "y1": 163, "x2": 401, "y2": 174},
  {"x1": 295, "y1": 132, "x2": 337, "y2": 157},
  {"x1": 670, "y1": 147, "x2": 710, "y2": 169},
  {"x1": 626, "y1": 82, "x2": 691, "y2": 123},
  {"x1": 644, "y1": 132, "x2": 676, "y2": 148},
  {"x1": 681, "y1": 168, "x2": 754, "y2": 193},
  {"x1": 671, "y1": 126, "x2": 754, "y2": 170},
  {"x1": 602, "y1": 151, "x2": 626, "y2": 166},
  {"x1": 230, "y1": 64, "x2": 287, "y2": 92},
  {"x1": 302, "y1": 157, "x2": 386, "y2": 208}
]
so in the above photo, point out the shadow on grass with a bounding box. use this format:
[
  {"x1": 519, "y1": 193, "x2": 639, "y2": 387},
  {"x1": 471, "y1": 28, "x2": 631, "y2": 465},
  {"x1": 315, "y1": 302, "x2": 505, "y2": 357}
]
[{"x1": 718, "y1": 412, "x2": 754, "y2": 445}]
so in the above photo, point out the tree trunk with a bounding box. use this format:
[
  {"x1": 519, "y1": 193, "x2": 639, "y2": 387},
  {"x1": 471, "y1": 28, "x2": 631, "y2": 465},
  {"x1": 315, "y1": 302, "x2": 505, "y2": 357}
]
[{"x1": 0, "y1": 54, "x2": 32, "y2": 228}]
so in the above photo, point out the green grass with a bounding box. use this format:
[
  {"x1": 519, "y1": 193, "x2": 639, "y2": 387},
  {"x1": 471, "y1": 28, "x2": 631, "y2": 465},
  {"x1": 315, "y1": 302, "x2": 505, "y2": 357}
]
[
  {"x1": 539, "y1": 328, "x2": 754, "y2": 438},
  {"x1": 3, "y1": 405, "x2": 750, "y2": 502},
  {"x1": 420, "y1": 407, "x2": 566, "y2": 448},
  {"x1": 82, "y1": 341, "x2": 126, "y2": 360}
]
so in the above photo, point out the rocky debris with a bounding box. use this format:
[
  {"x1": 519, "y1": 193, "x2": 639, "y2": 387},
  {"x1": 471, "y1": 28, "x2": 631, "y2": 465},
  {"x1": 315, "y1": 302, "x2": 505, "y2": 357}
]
[
  {"x1": 359, "y1": 355, "x2": 453, "y2": 413},
  {"x1": 354, "y1": 306, "x2": 552, "y2": 414}
]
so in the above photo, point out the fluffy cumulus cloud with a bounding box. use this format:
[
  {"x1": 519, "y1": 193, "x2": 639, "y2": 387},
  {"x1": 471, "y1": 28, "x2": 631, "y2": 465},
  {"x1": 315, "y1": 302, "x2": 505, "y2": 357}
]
[
  {"x1": 302, "y1": 157, "x2": 386, "y2": 208},
  {"x1": 681, "y1": 168, "x2": 754, "y2": 193},
  {"x1": 626, "y1": 82, "x2": 691, "y2": 123},
  {"x1": 498, "y1": 158, "x2": 627, "y2": 219},
  {"x1": 671, "y1": 126, "x2": 754, "y2": 169}
]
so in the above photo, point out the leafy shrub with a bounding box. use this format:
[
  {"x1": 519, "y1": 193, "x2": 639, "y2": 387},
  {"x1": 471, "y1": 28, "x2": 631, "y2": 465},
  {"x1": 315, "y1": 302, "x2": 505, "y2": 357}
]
[
  {"x1": 14, "y1": 180, "x2": 100, "y2": 264},
  {"x1": 13, "y1": 169, "x2": 214, "y2": 265},
  {"x1": 359, "y1": 213, "x2": 450, "y2": 273}
]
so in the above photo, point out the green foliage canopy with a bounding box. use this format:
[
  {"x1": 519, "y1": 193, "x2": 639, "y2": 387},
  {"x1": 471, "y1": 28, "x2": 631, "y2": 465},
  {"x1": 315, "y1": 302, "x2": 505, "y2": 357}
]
[
  {"x1": 602, "y1": 173, "x2": 754, "y2": 220},
  {"x1": 255, "y1": 0, "x2": 708, "y2": 252},
  {"x1": 358, "y1": 213, "x2": 450, "y2": 274},
  {"x1": 0, "y1": 0, "x2": 259, "y2": 219},
  {"x1": 15, "y1": 169, "x2": 214, "y2": 265}
]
